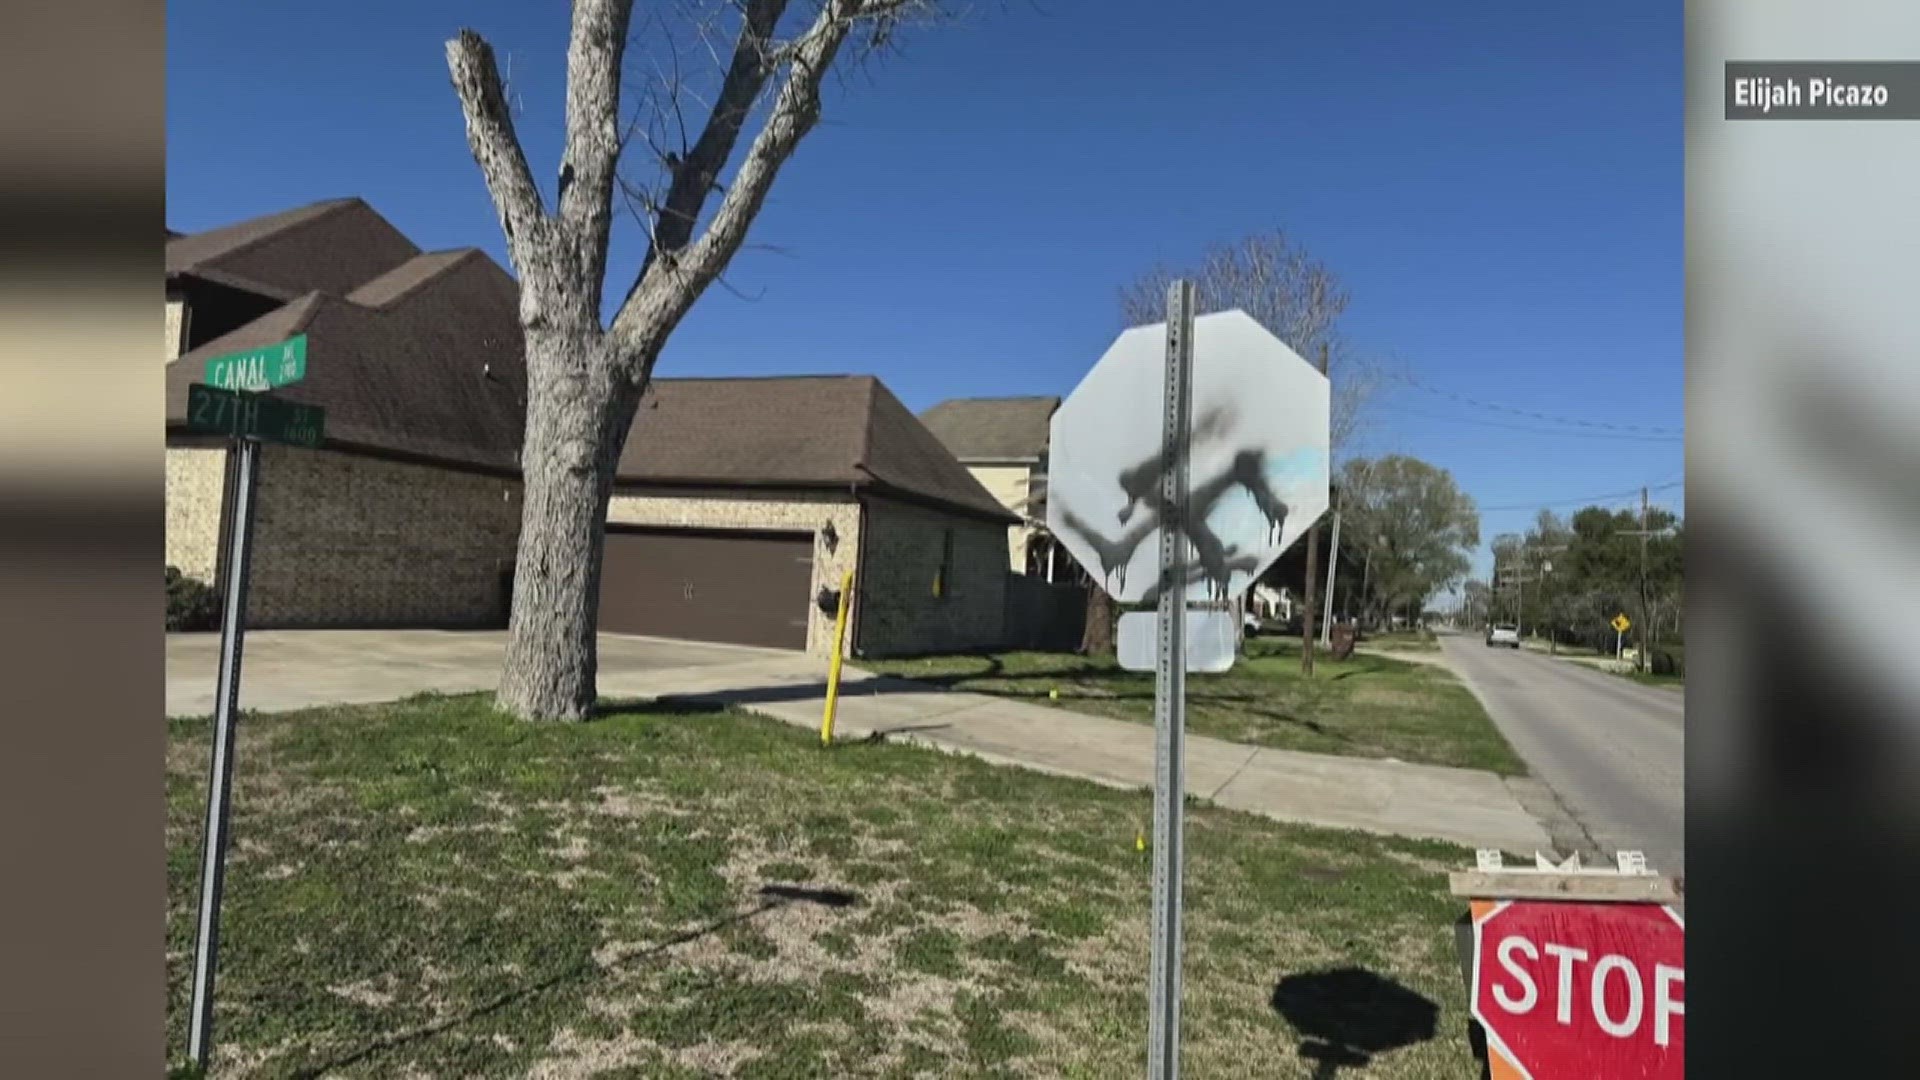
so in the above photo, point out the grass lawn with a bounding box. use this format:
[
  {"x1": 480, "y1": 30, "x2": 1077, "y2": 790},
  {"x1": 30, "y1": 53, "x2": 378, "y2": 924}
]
[
  {"x1": 864, "y1": 639, "x2": 1526, "y2": 776},
  {"x1": 168, "y1": 695, "x2": 1486, "y2": 1079},
  {"x1": 1519, "y1": 639, "x2": 1603, "y2": 658},
  {"x1": 1357, "y1": 631, "x2": 1440, "y2": 653},
  {"x1": 1520, "y1": 639, "x2": 1685, "y2": 689}
]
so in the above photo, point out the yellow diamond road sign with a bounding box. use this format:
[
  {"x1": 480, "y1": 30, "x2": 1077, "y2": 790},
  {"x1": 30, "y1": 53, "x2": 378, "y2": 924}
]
[{"x1": 1612, "y1": 613, "x2": 1632, "y2": 633}]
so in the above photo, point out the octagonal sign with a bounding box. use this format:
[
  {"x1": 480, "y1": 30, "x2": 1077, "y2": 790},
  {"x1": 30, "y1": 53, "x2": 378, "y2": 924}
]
[
  {"x1": 1471, "y1": 900, "x2": 1685, "y2": 1079},
  {"x1": 1047, "y1": 310, "x2": 1329, "y2": 604}
]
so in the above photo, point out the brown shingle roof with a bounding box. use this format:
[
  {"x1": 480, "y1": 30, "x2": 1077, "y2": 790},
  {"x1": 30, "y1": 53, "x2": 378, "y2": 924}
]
[
  {"x1": 165, "y1": 200, "x2": 1007, "y2": 522},
  {"x1": 918, "y1": 395, "x2": 1060, "y2": 462},
  {"x1": 347, "y1": 250, "x2": 484, "y2": 307},
  {"x1": 165, "y1": 249, "x2": 526, "y2": 472},
  {"x1": 166, "y1": 197, "x2": 422, "y2": 301},
  {"x1": 620, "y1": 376, "x2": 1017, "y2": 523}
]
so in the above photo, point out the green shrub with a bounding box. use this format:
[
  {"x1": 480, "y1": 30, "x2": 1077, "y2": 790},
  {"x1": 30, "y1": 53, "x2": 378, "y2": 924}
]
[
  {"x1": 1650, "y1": 644, "x2": 1685, "y2": 677},
  {"x1": 166, "y1": 566, "x2": 219, "y2": 631}
]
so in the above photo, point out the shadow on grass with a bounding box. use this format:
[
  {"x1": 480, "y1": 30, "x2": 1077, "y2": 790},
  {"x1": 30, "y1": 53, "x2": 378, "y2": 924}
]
[
  {"x1": 290, "y1": 884, "x2": 863, "y2": 1078},
  {"x1": 1271, "y1": 967, "x2": 1439, "y2": 1079}
]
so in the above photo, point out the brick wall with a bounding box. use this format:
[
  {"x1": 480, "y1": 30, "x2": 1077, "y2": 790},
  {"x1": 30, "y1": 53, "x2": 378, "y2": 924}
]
[
  {"x1": 165, "y1": 296, "x2": 187, "y2": 361},
  {"x1": 165, "y1": 443, "x2": 227, "y2": 583},
  {"x1": 607, "y1": 488, "x2": 859, "y2": 657},
  {"x1": 165, "y1": 442, "x2": 523, "y2": 627},
  {"x1": 854, "y1": 497, "x2": 1008, "y2": 658}
]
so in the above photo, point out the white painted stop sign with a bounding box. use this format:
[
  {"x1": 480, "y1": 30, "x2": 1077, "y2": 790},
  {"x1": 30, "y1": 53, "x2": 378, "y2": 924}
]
[{"x1": 1046, "y1": 310, "x2": 1329, "y2": 604}]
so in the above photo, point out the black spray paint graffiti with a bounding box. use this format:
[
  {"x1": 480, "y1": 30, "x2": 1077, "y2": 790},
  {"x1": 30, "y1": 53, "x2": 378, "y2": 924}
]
[{"x1": 1056, "y1": 404, "x2": 1291, "y2": 605}]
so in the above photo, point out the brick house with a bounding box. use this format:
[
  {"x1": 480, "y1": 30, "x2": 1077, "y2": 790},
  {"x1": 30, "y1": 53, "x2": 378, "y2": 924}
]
[
  {"x1": 606, "y1": 376, "x2": 1018, "y2": 657},
  {"x1": 917, "y1": 395, "x2": 1066, "y2": 581},
  {"x1": 164, "y1": 199, "x2": 528, "y2": 628},
  {"x1": 164, "y1": 199, "x2": 1016, "y2": 657}
]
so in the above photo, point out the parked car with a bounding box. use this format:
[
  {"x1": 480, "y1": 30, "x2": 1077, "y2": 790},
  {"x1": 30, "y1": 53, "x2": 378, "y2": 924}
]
[{"x1": 1485, "y1": 624, "x2": 1521, "y2": 648}]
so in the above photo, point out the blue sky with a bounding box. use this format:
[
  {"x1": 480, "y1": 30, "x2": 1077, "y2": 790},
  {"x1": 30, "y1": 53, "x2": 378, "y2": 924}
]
[{"x1": 168, "y1": 0, "x2": 1681, "y2": 592}]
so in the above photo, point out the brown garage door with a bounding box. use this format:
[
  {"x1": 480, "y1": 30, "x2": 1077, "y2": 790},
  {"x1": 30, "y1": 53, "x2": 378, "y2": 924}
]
[{"x1": 598, "y1": 527, "x2": 813, "y2": 650}]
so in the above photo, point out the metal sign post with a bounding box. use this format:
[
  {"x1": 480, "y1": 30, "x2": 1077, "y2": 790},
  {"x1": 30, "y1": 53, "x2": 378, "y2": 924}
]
[
  {"x1": 181, "y1": 334, "x2": 321, "y2": 1071},
  {"x1": 1147, "y1": 280, "x2": 1195, "y2": 1079},
  {"x1": 1044, "y1": 293, "x2": 1328, "y2": 1080},
  {"x1": 187, "y1": 435, "x2": 262, "y2": 1070}
]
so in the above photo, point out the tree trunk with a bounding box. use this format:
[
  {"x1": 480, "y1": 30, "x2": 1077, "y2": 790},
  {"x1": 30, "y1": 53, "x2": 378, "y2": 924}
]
[
  {"x1": 1080, "y1": 585, "x2": 1115, "y2": 656},
  {"x1": 496, "y1": 330, "x2": 641, "y2": 721},
  {"x1": 1300, "y1": 523, "x2": 1319, "y2": 674}
]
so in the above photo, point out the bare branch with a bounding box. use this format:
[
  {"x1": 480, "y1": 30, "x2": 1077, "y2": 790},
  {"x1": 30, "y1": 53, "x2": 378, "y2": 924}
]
[
  {"x1": 630, "y1": 0, "x2": 790, "y2": 291},
  {"x1": 1117, "y1": 228, "x2": 1376, "y2": 455},
  {"x1": 711, "y1": 269, "x2": 769, "y2": 302},
  {"x1": 611, "y1": 0, "x2": 930, "y2": 364},
  {"x1": 446, "y1": 29, "x2": 549, "y2": 277},
  {"x1": 616, "y1": 173, "x2": 664, "y2": 255},
  {"x1": 557, "y1": 0, "x2": 636, "y2": 314}
]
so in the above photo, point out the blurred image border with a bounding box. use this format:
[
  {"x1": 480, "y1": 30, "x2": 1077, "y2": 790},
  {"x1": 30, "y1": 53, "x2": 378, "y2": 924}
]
[
  {"x1": 0, "y1": 1, "x2": 166, "y2": 1074},
  {"x1": 1688, "y1": 1, "x2": 1919, "y2": 1076}
]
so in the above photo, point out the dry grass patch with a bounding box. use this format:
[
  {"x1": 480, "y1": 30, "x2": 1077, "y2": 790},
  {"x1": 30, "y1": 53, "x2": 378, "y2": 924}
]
[{"x1": 167, "y1": 698, "x2": 1487, "y2": 1078}]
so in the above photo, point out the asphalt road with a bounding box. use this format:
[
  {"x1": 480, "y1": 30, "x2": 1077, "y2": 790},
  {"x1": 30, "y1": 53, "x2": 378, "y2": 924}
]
[{"x1": 1438, "y1": 634, "x2": 1685, "y2": 878}]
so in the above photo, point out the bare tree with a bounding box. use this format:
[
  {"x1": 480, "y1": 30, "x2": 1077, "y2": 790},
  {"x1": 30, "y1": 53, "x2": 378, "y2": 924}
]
[
  {"x1": 1116, "y1": 229, "x2": 1378, "y2": 454},
  {"x1": 447, "y1": 0, "x2": 932, "y2": 720}
]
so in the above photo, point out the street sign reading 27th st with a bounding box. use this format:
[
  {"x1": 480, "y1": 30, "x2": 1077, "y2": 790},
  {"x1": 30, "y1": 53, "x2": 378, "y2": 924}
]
[
  {"x1": 186, "y1": 384, "x2": 325, "y2": 448},
  {"x1": 205, "y1": 333, "x2": 307, "y2": 392}
]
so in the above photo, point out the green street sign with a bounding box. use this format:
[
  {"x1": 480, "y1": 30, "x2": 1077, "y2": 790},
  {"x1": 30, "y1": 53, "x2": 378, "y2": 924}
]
[
  {"x1": 204, "y1": 334, "x2": 307, "y2": 392},
  {"x1": 186, "y1": 383, "x2": 325, "y2": 448}
]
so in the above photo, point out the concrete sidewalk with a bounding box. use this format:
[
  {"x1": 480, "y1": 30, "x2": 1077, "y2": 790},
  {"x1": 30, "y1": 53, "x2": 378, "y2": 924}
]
[
  {"x1": 642, "y1": 664, "x2": 1553, "y2": 854},
  {"x1": 167, "y1": 630, "x2": 1552, "y2": 853}
]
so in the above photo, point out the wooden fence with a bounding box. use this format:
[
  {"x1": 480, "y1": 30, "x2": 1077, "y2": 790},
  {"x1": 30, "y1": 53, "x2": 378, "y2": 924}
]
[{"x1": 1002, "y1": 573, "x2": 1087, "y2": 652}]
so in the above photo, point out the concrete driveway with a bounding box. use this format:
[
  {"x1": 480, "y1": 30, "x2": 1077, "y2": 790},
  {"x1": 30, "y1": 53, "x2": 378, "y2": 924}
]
[{"x1": 166, "y1": 630, "x2": 823, "y2": 717}]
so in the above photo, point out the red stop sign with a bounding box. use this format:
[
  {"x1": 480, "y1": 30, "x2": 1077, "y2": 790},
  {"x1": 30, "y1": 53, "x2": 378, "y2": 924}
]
[{"x1": 1471, "y1": 900, "x2": 1685, "y2": 1079}]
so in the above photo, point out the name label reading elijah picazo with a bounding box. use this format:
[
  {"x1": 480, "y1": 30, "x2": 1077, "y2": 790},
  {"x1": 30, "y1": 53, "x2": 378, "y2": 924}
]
[{"x1": 1725, "y1": 62, "x2": 1920, "y2": 120}]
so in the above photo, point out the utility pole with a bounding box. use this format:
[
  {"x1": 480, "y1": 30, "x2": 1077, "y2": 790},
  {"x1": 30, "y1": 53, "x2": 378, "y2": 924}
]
[
  {"x1": 1300, "y1": 340, "x2": 1329, "y2": 676},
  {"x1": 1320, "y1": 497, "x2": 1341, "y2": 647},
  {"x1": 1638, "y1": 486, "x2": 1650, "y2": 672},
  {"x1": 1613, "y1": 491, "x2": 1671, "y2": 673}
]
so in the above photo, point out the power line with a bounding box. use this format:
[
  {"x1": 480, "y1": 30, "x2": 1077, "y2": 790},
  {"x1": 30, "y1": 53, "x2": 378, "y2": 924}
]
[
  {"x1": 1391, "y1": 372, "x2": 1684, "y2": 436},
  {"x1": 1372, "y1": 405, "x2": 1685, "y2": 442},
  {"x1": 1479, "y1": 479, "x2": 1683, "y2": 513}
]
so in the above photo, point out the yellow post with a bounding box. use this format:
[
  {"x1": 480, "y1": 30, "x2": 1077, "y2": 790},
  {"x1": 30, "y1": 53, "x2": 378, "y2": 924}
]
[{"x1": 820, "y1": 569, "x2": 854, "y2": 746}]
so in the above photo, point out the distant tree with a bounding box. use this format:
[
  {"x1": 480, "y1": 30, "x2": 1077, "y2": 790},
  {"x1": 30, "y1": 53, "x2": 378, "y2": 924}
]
[
  {"x1": 1489, "y1": 533, "x2": 1527, "y2": 626},
  {"x1": 1339, "y1": 455, "x2": 1478, "y2": 624},
  {"x1": 1461, "y1": 578, "x2": 1493, "y2": 627},
  {"x1": 1531, "y1": 503, "x2": 1683, "y2": 653},
  {"x1": 1116, "y1": 230, "x2": 1378, "y2": 454}
]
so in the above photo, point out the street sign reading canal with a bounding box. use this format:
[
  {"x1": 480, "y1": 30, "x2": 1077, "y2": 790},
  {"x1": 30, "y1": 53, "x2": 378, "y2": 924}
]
[
  {"x1": 186, "y1": 383, "x2": 325, "y2": 448},
  {"x1": 204, "y1": 333, "x2": 307, "y2": 392}
]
